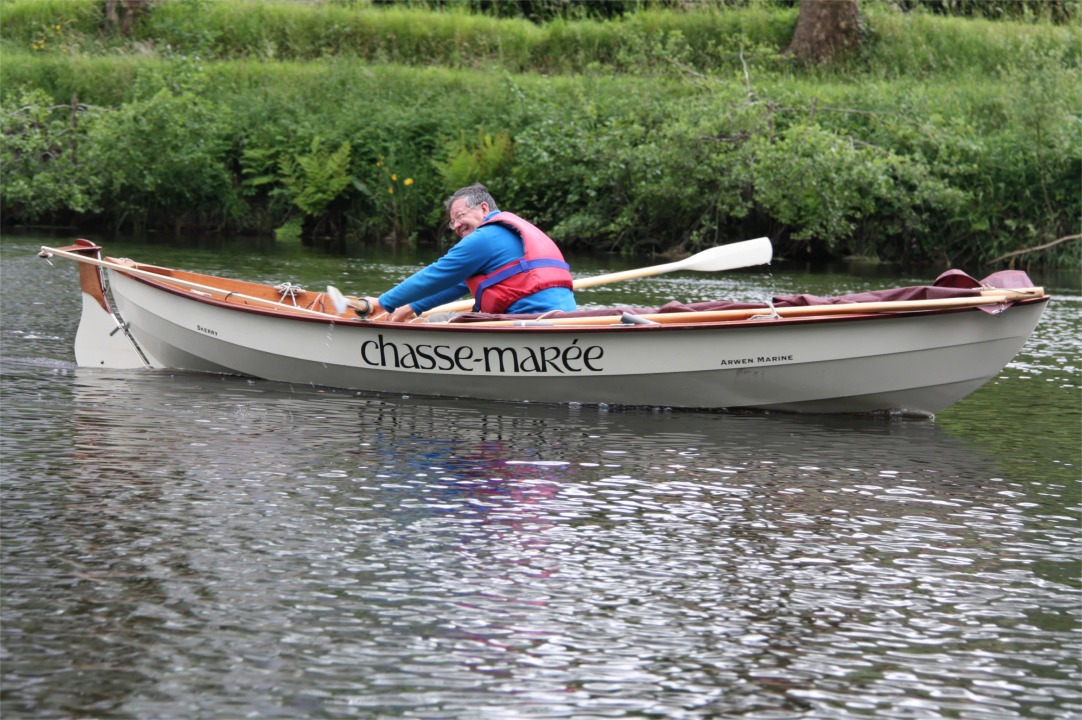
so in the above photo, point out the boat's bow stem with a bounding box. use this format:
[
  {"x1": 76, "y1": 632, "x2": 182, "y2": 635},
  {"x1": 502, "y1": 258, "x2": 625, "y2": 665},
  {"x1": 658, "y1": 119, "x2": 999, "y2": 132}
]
[{"x1": 39, "y1": 240, "x2": 156, "y2": 368}]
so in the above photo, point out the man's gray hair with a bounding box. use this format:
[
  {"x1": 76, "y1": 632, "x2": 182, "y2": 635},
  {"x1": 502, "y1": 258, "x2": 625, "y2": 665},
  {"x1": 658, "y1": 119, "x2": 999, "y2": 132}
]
[{"x1": 445, "y1": 183, "x2": 498, "y2": 214}]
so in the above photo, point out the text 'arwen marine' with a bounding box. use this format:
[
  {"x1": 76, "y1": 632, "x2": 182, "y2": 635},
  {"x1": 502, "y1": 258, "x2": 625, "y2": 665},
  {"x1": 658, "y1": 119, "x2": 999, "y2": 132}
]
[{"x1": 720, "y1": 355, "x2": 794, "y2": 366}]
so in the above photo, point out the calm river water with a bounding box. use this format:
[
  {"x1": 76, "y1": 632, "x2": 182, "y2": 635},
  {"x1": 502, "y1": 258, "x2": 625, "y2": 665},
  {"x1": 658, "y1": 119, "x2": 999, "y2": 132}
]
[{"x1": 2, "y1": 232, "x2": 1079, "y2": 719}]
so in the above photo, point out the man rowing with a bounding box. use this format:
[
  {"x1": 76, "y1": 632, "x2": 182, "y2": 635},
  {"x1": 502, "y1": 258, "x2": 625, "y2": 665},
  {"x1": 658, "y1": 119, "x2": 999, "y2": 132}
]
[{"x1": 361, "y1": 183, "x2": 577, "y2": 322}]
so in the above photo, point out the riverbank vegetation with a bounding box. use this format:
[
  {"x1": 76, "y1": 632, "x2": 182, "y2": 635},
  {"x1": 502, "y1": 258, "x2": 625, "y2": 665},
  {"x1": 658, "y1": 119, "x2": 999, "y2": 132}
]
[{"x1": 1, "y1": 0, "x2": 1078, "y2": 268}]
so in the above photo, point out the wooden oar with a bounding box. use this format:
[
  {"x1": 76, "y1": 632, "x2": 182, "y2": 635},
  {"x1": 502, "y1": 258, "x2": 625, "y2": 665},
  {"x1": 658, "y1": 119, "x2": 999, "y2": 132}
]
[
  {"x1": 42, "y1": 245, "x2": 343, "y2": 319},
  {"x1": 456, "y1": 290, "x2": 1045, "y2": 328},
  {"x1": 418, "y1": 236, "x2": 773, "y2": 317}
]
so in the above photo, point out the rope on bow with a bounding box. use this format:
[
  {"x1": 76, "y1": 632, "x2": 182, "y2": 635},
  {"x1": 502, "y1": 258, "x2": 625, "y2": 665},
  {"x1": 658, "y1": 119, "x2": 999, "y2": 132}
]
[{"x1": 274, "y1": 282, "x2": 306, "y2": 307}]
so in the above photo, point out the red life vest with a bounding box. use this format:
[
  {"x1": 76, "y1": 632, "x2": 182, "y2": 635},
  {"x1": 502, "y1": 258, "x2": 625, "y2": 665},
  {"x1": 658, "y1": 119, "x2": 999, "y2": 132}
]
[{"x1": 464, "y1": 212, "x2": 573, "y2": 314}]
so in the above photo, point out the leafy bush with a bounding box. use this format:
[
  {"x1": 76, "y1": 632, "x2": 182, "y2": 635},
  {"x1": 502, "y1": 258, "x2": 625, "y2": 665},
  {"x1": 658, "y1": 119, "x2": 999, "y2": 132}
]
[
  {"x1": 83, "y1": 86, "x2": 239, "y2": 232},
  {"x1": 0, "y1": 86, "x2": 103, "y2": 222},
  {"x1": 0, "y1": 0, "x2": 1077, "y2": 267},
  {"x1": 279, "y1": 137, "x2": 354, "y2": 219}
]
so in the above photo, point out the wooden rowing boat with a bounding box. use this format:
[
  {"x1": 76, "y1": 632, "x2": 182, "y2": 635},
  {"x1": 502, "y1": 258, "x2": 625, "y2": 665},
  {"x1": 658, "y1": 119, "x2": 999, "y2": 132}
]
[{"x1": 40, "y1": 239, "x2": 1048, "y2": 416}]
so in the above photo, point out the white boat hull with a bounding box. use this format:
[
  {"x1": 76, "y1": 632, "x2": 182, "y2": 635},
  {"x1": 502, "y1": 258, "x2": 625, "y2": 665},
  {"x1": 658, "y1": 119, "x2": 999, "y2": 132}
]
[{"x1": 105, "y1": 269, "x2": 1046, "y2": 416}]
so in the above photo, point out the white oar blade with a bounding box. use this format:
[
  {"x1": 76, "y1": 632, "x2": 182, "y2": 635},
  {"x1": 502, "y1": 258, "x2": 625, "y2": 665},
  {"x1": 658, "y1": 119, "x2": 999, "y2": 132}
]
[
  {"x1": 326, "y1": 285, "x2": 349, "y2": 314},
  {"x1": 684, "y1": 237, "x2": 772, "y2": 272}
]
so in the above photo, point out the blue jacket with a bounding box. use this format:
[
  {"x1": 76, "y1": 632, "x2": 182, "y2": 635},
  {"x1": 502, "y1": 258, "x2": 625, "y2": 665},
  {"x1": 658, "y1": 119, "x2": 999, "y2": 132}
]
[{"x1": 379, "y1": 210, "x2": 577, "y2": 314}]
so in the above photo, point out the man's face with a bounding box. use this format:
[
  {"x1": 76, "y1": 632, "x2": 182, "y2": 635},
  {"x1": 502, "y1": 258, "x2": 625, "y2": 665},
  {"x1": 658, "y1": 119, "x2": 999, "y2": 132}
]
[{"x1": 448, "y1": 199, "x2": 489, "y2": 239}]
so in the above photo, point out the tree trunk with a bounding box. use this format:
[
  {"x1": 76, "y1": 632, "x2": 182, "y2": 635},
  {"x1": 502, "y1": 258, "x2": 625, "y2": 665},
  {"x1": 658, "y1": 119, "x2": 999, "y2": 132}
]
[
  {"x1": 104, "y1": 0, "x2": 148, "y2": 37},
  {"x1": 786, "y1": 0, "x2": 862, "y2": 65}
]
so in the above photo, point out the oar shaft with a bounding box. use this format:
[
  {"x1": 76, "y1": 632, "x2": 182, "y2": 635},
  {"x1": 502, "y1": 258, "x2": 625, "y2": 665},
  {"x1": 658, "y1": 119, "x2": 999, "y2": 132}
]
[
  {"x1": 570, "y1": 261, "x2": 685, "y2": 289},
  {"x1": 458, "y1": 292, "x2": 1043, "y2": 327},
  {"x1": 41, "y1": 246, "x2": 340, "y2": 319}
]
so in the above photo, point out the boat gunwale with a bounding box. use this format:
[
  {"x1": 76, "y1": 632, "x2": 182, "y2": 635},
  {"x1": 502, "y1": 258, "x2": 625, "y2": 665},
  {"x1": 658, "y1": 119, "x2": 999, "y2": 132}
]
[{"x1": 109, "y1": 259, "x2": 1050, "y2": 334}]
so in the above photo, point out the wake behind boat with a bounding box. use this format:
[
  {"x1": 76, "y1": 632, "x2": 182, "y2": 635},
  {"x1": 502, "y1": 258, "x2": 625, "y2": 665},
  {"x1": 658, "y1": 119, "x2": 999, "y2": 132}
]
[{"x1": 40, "y1": 239, "x2": 1047, "y2": 416}]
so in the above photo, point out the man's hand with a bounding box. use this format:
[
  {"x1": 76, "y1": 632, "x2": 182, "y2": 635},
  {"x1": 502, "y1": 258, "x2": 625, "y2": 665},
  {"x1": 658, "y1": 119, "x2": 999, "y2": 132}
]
[
  {"x1": 361, "y1": 298, "x2": 416, "y2": 322},
  {"x1": 388, "y1": 305, "x2": 417, "y2": 323},
  {"x1": 361, "y1": 297, "x2": 386, "y2": 319}
]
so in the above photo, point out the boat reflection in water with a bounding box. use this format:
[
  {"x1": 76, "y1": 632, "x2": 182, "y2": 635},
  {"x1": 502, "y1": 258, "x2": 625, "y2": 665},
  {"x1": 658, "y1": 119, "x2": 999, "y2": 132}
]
[
  {"x1": 39, "y1": 368, "x2": 1073, "y2": 719},
  {"x1": 64, "y1": 365, "x2": 1026, "y2": 546},
  {"x1": 67, "y1": 365, "x2": 1009, "y2": 508}
]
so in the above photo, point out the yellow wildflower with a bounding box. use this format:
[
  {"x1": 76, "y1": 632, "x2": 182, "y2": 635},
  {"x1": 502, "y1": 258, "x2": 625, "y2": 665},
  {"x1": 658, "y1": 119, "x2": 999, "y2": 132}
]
[{"x1": 404, "y1": 178, "x2": 414, "y2": 186}]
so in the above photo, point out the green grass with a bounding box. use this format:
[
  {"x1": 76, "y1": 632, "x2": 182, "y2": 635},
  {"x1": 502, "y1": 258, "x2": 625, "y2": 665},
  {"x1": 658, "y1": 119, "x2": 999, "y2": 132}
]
[{"x1": 1, "y1": 0, "x2": 1077, "y2": 267}]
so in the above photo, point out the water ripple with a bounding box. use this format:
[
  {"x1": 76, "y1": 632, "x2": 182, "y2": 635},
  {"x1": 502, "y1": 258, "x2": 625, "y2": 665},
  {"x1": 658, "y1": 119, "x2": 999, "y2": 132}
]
[{"x1": 3, "y1": 236, "x2": 1079, "y2": 719}]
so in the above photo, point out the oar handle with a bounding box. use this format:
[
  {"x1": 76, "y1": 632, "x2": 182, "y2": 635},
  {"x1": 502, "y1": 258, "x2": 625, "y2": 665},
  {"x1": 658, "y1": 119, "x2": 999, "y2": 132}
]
[{"x1": 348, "y1": 297, "x2": 373, "y2": 318}]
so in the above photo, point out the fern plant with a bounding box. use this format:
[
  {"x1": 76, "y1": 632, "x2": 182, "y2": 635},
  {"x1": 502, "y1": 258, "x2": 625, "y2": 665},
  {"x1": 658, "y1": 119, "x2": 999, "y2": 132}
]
[{"x1": 279, "y1": 136, "x2": 353, "y2": 218}]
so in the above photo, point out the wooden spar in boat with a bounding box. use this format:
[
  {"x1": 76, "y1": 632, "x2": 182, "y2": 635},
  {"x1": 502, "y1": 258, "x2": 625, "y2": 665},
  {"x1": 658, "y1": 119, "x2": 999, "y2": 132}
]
[
  {"x1": 41, "y1": 245, "x2": 343, "y2": 319},
  {"x1": 451, "y1": 289, "x2": 1046, "y2": 327}
]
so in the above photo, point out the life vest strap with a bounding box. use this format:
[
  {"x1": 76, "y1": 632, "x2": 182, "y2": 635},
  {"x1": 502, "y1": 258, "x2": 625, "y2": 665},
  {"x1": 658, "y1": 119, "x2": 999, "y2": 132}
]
[{"x1": 473, "y1": 258, "x2": 571, "y2": 312}]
